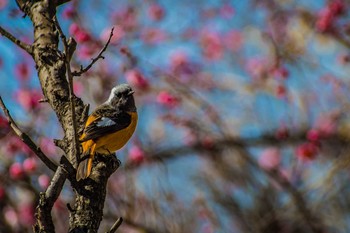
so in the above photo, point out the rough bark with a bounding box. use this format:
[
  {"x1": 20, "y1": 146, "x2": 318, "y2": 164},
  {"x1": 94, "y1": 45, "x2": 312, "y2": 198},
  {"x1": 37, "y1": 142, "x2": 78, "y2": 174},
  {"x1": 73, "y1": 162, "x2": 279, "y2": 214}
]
[{"x1": 11, "y1": 0, "x2": 120, "y2": 232}]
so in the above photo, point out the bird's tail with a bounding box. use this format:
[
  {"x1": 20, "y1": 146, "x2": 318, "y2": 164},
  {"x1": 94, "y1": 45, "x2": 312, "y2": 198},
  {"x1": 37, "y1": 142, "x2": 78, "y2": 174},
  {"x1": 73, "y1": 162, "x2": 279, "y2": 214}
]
[{"x1": 76, "y1": 141, "x2": 96, "y2": 181}]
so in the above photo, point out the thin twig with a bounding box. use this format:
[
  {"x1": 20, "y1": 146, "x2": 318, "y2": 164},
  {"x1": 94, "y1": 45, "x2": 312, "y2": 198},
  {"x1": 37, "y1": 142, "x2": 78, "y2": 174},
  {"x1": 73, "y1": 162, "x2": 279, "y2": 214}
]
[
  {"x1": 53, "y1": 15, "x2": 80, "y2": 165},
  {"x1": 106, "y1": 217, "x2": 123, "y2": 233},
  {"x1": 0, "y1": 95, "x2": 57, "y2": 171},
  {"x1": 0, "y1": 26, "x2": 32, "y2": 55},
  {"x1": 72, "y1": 27, "x2": 114, "y2": 76}
]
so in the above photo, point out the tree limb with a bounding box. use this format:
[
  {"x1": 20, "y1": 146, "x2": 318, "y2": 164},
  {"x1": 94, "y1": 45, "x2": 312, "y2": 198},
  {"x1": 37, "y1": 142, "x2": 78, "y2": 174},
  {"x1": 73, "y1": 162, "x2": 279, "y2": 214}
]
[
  {"x1": 0, "y1": 95, "x2": 58, "y2": 172},
  {"x1": 0, "y1": 26, "x2": 33, "y2": 55}
]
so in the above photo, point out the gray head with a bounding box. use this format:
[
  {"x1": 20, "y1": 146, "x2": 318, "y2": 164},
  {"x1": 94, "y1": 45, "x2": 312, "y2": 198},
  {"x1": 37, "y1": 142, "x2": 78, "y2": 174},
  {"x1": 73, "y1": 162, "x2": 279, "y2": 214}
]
[{"x1": 107, "y1": 84, "x2": 137, "y2": 112}]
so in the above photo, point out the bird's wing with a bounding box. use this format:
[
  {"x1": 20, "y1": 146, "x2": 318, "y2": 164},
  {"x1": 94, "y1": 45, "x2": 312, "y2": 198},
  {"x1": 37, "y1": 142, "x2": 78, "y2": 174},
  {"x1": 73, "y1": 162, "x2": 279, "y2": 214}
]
[{"x1": 80, "y1": 107, "x2": 131, "y2": 142}]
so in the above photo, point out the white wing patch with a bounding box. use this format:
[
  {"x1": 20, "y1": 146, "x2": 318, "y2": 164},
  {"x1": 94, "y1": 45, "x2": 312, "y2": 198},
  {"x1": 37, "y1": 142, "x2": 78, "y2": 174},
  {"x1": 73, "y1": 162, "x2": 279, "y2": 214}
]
[{"x1": 96, "y1": 117, "x2": 116, "y2": 127}]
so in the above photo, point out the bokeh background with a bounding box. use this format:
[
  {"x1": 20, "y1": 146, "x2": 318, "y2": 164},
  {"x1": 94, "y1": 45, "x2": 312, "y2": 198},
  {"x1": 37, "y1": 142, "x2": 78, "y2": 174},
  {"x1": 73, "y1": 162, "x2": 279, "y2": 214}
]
[{"x1": 1, "y1": 0, "x2": 350, "y2": 232}]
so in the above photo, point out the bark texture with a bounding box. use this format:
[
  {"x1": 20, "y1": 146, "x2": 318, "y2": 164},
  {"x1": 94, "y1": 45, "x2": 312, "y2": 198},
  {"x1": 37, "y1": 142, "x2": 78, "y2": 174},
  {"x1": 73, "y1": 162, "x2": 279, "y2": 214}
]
[{"x1": 12, "y1": 0, "x2": 120, "y2": 232}]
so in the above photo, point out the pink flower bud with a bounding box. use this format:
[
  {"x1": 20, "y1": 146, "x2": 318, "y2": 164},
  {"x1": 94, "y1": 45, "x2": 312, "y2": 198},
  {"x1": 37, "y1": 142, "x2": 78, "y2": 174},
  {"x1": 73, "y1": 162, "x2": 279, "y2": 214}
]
[
  {"x1": 9, "y1": 162, "x2": 24, "y2": 180},
  {"x1": 125, "y1": 69, "x2": 149, "y2": 90},
  {"x1": 23, "y1": 157, "x2": 37, "y2": 173},
  {"x1": 259, "y1": 147, "x2": 281, "y2": 170},
  {"x1": 157, "y1": 91, "x2": 179, "y2": 108},
  {"x1": 296, "y1": 142, "x2": 319, "y2": 161},
  {"x1": 38, "y1": 174, "x2": 51, "y2": 189},
  {"x1": 15, "y1": 62, "x2": 31, "y2": 81},
  {"x1": 128, "y1": 145, "x2": 145, "y2": 163},
  {"x1": 148, "y1": 3, "x2": 164, "y2": 21}
]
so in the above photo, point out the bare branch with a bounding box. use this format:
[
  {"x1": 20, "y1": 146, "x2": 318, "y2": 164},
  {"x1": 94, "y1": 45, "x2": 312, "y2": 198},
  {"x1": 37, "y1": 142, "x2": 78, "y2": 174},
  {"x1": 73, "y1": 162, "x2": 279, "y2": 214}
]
[
  {"x1": 106, "y1": 217, "x2": 123, "y2": 233},
  {"x1": 0, "y1": 26, "x2": 32, "y2": 55},
  {"x1": 34, "y1": 160, "x2": 68, "y2": 232},
  {"x1": 0, "y1": 95, "x2": 58, "y2": 172},
  {"x1": 72, "y1": 27, "x2": 114, "y2": 76},
  {"x1": 53, "y1": 15, "x2": 80, "y2": 165}
]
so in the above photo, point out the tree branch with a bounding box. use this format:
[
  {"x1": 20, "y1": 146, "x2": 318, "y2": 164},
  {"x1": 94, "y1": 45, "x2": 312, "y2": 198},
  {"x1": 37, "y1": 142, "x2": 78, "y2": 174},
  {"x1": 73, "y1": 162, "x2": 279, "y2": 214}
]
[
  {"x1": 0, "y1": 26, "x2": 33, "y2": 55},
  {"x1": 72, "y1": 27, "x2": 114, "y2": 76},
  {"x1": 0, "y1": 95, "x2": 58, "y2": 172},
  {"x1": 106, "y1": 217, "x2": 123, "y2": 233},
  {"x1": 53, "y1": 15, "x2": 80, "y2": 165}
]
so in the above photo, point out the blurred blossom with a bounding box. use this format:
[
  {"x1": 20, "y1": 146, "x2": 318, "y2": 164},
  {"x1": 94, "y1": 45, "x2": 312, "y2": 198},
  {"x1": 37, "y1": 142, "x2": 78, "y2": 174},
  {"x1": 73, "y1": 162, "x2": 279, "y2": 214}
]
[
  {"x1": 314, "y1": 113, "x2": 338, "y2": 137},
  {"x1": 337, "y1": 54, "x2": 350, "y2": 65},
  {"x1": 9, "y1": 162, "x2": 25, "y2": 180},
  {"x1": 69, "y1": 23, "x2": 91, "y2": 43},
  {"x1": 272, "y1": 66, "x2": 289, "y2": 80},
  {"x1": 4, "y1": 207, "x2": 18, "y2": 227},
  {"x1": 296, "y1": 142, "x2": 319, "y2": 160},
  {"x1": 200, "y1": 30, "x2": 223, "y2": 60},
  {"x1": 39, "y1": 137, "x2": 57, "y2": 156},
  {"x1": 316, "y1": 0, "x2": 346, "y2": 32},
  {"x1": 18, "y1": 204, "x2": 35, "y2": 226},
  {"x1": 275, "y1": 126, "x2": 289, "y2": 140},
  {"x1": 77, "y1": 44, "x2": 99, "y2": 60},
  {"x1": 307, "y1": 129, "x2": 321, "y2": 142},
  {"x1": 276, "y1": 84, "x2": 287, "y2": 99},
  {"x1": 73, "y1": 81, "x2": 83, "y2": 96},
  {"x1": 259, "y1": 147, "x2": 281, "y2": 170},
  {"x1": 113, "y1": 6, "x2": 138, "y2": 32},
  {"x1": 100, "y1": 26, "x2": 125, "y2": 44},
  {"x1": 157, "y1": 91, "x2": 179, "y2": 108},
  {"x1": 224, "y1": 30, "x2": 243, "y2": 52},
  {"x1": 15, "y1": 62, "x2": 31, "y2": 82},
  {"x1": 0, "y1": 114, "x2": 9, "y2": 137},
  {"x1": 5, "y1": 136, "x2": 31, "y2": 155},
  {"x1": 38, "y1": 174, "x2": 51, "y2": 189},
  {"x1": 23, "y1": 157, "x2": 37, "y2": 173},
  {"x1": 245, "y1": 57, "x2": 269, "y2": 79},
  {"x1": 125, "y1": 69, "x2": 149, "y2": 90},
  {"x1": 0, "y1": 0, "x2": 7, "y2": 9},
  {"x1": 148, "y1": 3, "x2": 164, "y2": 21},
  {"x1": 141, "y1": 28, "x2": 166, "y2": 44},
  {"x1": 15, "y1": 89, "x2": 42, "y2": 111},
  {"x1": 128, "y1": 145, "x2": 145, "y2": 163},
  {"x1": 62, "y1": 6, "x2": 76, "y2": 19},
  {"x1": 220, "y1": 4, "x2": 235, "y2": 18}
]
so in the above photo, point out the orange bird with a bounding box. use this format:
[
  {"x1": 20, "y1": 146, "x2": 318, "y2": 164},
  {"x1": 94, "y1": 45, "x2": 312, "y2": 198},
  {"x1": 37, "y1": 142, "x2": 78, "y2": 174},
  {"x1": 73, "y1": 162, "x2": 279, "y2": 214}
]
[{"x1": 76, "y1": 84, "x2": 138, "y2": 180}]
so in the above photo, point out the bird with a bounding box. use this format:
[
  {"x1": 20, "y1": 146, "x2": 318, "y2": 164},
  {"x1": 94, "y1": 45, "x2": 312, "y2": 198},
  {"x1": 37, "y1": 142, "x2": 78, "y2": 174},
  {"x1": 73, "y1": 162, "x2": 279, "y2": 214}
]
[{"x1": 76, "y1": 84, "x2": 138, "y2": 181}]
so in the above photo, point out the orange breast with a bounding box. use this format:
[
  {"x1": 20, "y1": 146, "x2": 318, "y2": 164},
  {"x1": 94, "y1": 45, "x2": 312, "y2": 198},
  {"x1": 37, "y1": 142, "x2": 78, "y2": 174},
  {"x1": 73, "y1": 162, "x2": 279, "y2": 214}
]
[{"x1": 95, "y1": 111, "x2": 138, "y2": 154}]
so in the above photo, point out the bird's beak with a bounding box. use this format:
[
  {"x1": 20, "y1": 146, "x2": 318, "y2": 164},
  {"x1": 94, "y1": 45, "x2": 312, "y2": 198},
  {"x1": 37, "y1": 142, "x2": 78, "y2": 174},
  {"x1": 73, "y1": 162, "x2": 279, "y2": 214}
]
[{"x1": 128, "y1": 90, "x2": 135, "y2": 96}]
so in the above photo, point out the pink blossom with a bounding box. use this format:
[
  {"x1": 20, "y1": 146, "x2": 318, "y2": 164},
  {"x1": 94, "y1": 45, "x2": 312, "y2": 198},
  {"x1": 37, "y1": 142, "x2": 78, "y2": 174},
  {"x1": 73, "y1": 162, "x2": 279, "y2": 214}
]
[
  {"x1": 15, "y1": 62, "x2": 31, "y2": 81},
  {"x1": 77, "y1": 44, "x2": 99, "y2": 60},
  {"x1": 314, "y1": 113, "x2": 338, "y2": 137},
  {"x1": 170, "y1": 50, "x2": 188, "y2": 69},
  {"x1": 9, "y1": 162, "x2": 24, "y2": 180},
  {"x1": 18, "y1": 204, "x2": 35, "y2": 226},
  {"x1": 128, "y1": 145, "x2": 145, "y2": 163},
  {"x1": 272, "y1": 66, "x2": 289, "y2": 80},
  {"x1": 259, "y1": 147, "x2": 281, "y2": 170},
  {"x1": 69, "y1": 23, "x2": 91, "y2": 43},
  {"x1": 148, "y1": 3, "x2": 164, "y2": 21},
  {"x1": 23, "y1": 157, "x2": 37, "y2": 173},
  {"x1": 62, "y1": 6, "x2": 76, "y2": 19},
  {"x1": 245, "y1": 57, "x2": 268, "y2": 79},
  {"x1": 38, "y1": 174, "x2": 51, "y2": 189},
  {"x1": 296, "y1": 142, "x2": 319, "y2": 161},
  {"x1": 100, "y1": 26, "x2": 125, "y2": 44},
  {"x1": 4, "y1": 207, "x2": 18, "y2": 227},
  {"x1": 316, "y1": 7, "x2": 334, "y2": 32},
  {"x1": 276, "y1": 85, "x2": 287, "y2": 99},
  {"x1": 220, "y1": 4, "x2": 235, "y2": 18},
  {"x1": 0, "y1": 0, "x2": 8, "y2": 10},
  {"x1": 337, "y1": 54, "x2": 350, "y2": 65},
  {"x1": 125, "y1": 69, "x2": 149, "y2": 90},
  {"x1": 5, "y1": 136, "x2": 31, "y2": 155},
  {"x1": 307, "y1": 129, "x2": 320, "y2": 142},
  {"x1": 113, "y1": 7, "x2": 138, "y2": 32},
  {"x1": 73, "y1": 81, "x2": 83, "y2": 96},
  {"x1": 200, "y1": 30, "x2": 223, "y2": 60},
  {"x1": 141, "y1": 28, "x2": 166, "y2": 44},
  {"x1": 275, "y1": 126, "x2": 289, "y2": 140},
  {"x1": 15, "y1": 89, "x2": 42, "y2": 111},
  {"x1": 224, "y1": 30, "x2": 242, "y2": 52},
  {"x1": 157, "y1": 91, "x2": 179, "y2": 108},
  {"x1": 39, "y1": 137, "x2": 57, "y2": 156},
  {"x1": 329, "y1": 0, "x2": 346, "y2": 16}
]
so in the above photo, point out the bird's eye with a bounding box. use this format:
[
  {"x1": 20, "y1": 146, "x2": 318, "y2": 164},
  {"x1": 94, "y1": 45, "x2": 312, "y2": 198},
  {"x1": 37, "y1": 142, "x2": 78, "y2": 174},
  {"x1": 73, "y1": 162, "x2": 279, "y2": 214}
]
[{"x1": 116, "y1": 93, "x2": 122, "y2": 98}]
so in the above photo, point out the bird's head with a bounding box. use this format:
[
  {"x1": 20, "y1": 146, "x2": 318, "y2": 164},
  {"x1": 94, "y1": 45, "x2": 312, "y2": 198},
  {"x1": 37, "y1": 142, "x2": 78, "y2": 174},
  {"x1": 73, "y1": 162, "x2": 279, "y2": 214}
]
[{"x1": 107, "y1": 84, "x2": 137, "y2": 112}]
